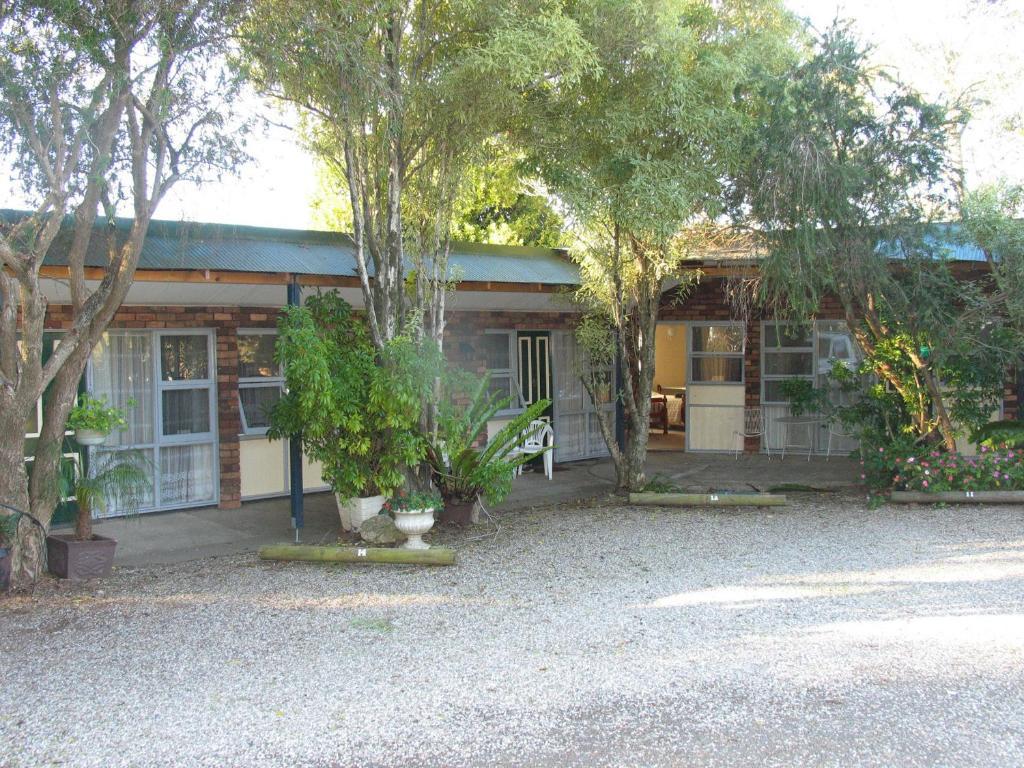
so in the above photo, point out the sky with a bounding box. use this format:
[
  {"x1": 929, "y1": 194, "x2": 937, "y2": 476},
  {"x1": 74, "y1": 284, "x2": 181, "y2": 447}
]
[{"x1": 3, "y1": 0, "x2": 1022, "y2": 230}]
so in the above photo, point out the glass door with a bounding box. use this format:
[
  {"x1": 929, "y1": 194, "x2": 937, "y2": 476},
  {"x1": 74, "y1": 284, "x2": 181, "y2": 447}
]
[
  {"x1": 551, "y1": 330, "x2": 612, "y2": 462},
  {"x1": 156, "y1": 332, "x2": 217, "y2": 507},
  {"x1": 761, "y1": 321, "x2": 862, "y2": 454},
  {"x1": 90, "y1": 329, "x2": 218, "y2": 514}
]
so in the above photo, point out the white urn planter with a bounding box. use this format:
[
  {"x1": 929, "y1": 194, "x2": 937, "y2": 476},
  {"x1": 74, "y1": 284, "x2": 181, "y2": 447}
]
[
  {"x1": 74, "y1": 429, "x2": 109, "y2": 446},
  {"x1": 393, "y1": 508, "x2": 435, "y2": 550},
  {"x1": 336, "y1": 494, "x2": 385, "y2": 532}
]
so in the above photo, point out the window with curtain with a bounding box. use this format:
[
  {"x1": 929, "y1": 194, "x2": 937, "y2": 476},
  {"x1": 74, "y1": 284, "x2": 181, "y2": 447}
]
[
  {"x1": 238, "y1": 331, "x2": 283, "y2": 434},
  {"x1": 689, "y1": 324, "x2": 744, "y2": 383},
  {"x1": 90, "y1": 330, "x2": 217, "y2": 513}
]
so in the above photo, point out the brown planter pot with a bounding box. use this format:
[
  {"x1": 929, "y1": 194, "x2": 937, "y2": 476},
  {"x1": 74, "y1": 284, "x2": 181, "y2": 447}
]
[
  {"x1": 438, "y1": 499, "x2": 477, "y2": 526},
  {"x1": 0, "y1": 547, "x2": 11, "y2": 592},
  {"x1": 46, "y1": 534, "x2": 117, "y2": 581}
]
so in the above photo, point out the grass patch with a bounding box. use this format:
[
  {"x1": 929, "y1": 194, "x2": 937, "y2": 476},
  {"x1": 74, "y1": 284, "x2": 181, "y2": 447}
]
[
  {"x1": 349, "y1": 617, "x2": 394, "y2": 633},
  {"x1": 641, "y1": 473, "x2": 683, "y2": 494}
]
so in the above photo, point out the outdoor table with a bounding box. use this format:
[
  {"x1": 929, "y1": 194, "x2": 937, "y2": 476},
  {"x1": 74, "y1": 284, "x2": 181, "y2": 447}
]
[{"x1": 775, "y1": 415, "x2": 821, "y2": 460}]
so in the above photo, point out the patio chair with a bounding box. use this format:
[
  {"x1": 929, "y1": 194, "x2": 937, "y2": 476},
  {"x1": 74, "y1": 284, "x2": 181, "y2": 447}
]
[
  {"x1": 825, "y1": 424, "x2": 851, "y2": 461},
  {"x1": 733, "y1": 407, "x2": 769, "y2": 460},
  {"x1": 512, "y1": 420, "x2": 555, "y2": 480}
]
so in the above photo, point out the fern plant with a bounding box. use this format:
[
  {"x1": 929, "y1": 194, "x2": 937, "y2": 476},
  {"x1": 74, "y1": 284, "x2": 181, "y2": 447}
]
[
  {"x1": 425, "y1": 374, "x2": 551, "y2": 507},
  {"x1": 60, "y1": 451, "x2": 151, "y2": 541}
]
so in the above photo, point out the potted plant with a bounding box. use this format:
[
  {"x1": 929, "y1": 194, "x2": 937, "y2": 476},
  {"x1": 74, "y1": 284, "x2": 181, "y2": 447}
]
[
  {"x1": 269, "y1": 292, "x2": 427, "y2": 532},
  {"x1": 382, "y1": 489, "x2": 442, "y2": 550},
  {"x1": 67, "y1": 394, "x2": 133, "y2": 446},
  {"x1": 45, "y1": 450, "x2": 150, "y2": 581},
  {"x1": 425, "y1": 374, "x2": 552, "y2": 525}
]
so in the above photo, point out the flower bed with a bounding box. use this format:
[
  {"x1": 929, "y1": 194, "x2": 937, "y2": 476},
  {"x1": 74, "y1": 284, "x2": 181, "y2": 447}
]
[{"x1": 892, "y1": 445, "x2": 1024, "y2": 493}]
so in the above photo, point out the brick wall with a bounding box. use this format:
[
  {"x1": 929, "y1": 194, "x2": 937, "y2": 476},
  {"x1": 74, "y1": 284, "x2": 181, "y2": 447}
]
[{"x1": 46, "y1": 304, "x2": 278, "y2": 510}]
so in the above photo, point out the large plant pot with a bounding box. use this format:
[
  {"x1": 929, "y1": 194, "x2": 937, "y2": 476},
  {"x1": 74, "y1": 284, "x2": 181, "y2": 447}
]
[
  {"x1": 74, "y1": 429, "x2": 109, "y2": 446},
  {"x1": 46, "y1": 534, "x2": 117, "y2": 581},
  {"x1": 438, "y1": 499, "x2": 477, "y2": 526},
  {"x1": 336, "y1": 494, "x2": 385, "y2": 532},
  {"x1": 0, "y1": 547, "x2": 11, "y2": 592},
  {"x1": 393, "y1": 508, "x2": 435, "y2": 550}
]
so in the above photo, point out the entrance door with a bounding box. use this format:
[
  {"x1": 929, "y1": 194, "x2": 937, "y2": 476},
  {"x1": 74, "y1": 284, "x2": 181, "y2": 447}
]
[
  {"x1": 551, "y1": 330, "x2": 613, "y2": 462},
  {"x1": 89, "y1": 329, "x2": 219, "y2": 515},
  {"x1": 517, "y1": 331, "x2": 552, "y2": 419}
]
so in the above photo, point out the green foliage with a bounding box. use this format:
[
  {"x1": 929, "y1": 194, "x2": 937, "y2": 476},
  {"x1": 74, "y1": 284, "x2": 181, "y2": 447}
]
[
  {"x1": 67, "y1": 395, "x2": 133, "y2": 434},
  {"x1": 640, "y1": 474, "x2": 682, "y2": 494},
  {"x1": 381, "y1": 489, "x2": 443, "y2": 516},
  {"x1": 972, "y1": 421, "x2": 1024, "y2": 450},
  {"x1": 0, "y1": 512, "x2": 17, "y2": 547},
  {"x1": 892, "y1": 446, "x2": 1024, "y2": 493},
  {"x1": 268, "y1": 292, "x2": 428, "y2": 500},
  {"x1": 424, "y1": 372, "x2": 551, "y2": 506},
  {"x1": 778, "y1": 378, "x2": 829, "y2": 418},
  {"x1": 450, "y1": 145, "x2": 565, "y2": 248},
  {"x1": 60, "y1": 450, "x2": 151, "y2": 540},
  {"x1": 515, "y1": 0, "x2": 797, "y2": 491},
  {"x1": 243, "y1": 0, "x2": 594, "y2": 345},
  {"x1": 735, "y1": 23, "x2": 1015, "y2": 451},
  {"x1": 961, "y1": 184, "x2": 1024, "y2": 337}
]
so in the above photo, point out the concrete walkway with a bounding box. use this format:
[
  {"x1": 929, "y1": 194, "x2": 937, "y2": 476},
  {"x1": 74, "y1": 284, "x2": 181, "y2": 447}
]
[{"x1": 94, "y1": 452, "x2": 861, "y2": 567}]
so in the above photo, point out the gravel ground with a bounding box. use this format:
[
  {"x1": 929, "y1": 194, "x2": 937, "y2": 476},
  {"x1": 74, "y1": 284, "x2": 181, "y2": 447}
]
[{"x1": 2, "y1": 493, "x2": 1024, "y2": 768}]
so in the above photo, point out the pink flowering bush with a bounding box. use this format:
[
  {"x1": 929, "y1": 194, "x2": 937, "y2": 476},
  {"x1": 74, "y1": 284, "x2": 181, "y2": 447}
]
[{"x1": 892, "y1": 445, "x2": 1024, "y2": 493}]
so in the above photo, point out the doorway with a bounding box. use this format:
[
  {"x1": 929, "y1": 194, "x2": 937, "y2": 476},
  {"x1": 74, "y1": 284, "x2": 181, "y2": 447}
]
[
  {"x1": 650, "y1": 322, "x2": 687, "y2": 451},
  {"x1": 517, "y1": 331, "x2": 553, "y2": 420}
]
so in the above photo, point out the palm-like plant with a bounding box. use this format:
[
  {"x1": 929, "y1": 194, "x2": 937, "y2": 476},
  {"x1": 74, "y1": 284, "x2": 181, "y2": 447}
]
[
  {"x1": 60, "y1": 451, "x2": 151, "y2": 541},
  {"x1": 425, "y1": 375, "x2": 551, "y2": 507}
]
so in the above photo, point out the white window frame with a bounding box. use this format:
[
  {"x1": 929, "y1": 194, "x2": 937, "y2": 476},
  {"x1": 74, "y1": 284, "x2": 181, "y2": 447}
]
[
  {"x1": 237, "y1": 329, "x2": 283, "y2": 436},
  {"x1": 156, "y1": 329, "x2": 217, "y2": 445},
  {"x1": 687, "y1": 321, "x2": 745, "y2": 385},
  {"x1": 760, "y1": 322, "x2": 815, "y2": 405},
  {"x1": 89, "y1": 328, "x2": 219, "y2": 513},
  {"x1": 483, "y1": 329, "x2": 524, "y2": 417}
]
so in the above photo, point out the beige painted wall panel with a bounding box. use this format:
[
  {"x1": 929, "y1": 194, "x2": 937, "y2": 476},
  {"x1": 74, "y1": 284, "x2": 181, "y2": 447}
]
[
  {"x1": 654, "y1": 324, "x2": 686, "y2": 392},
  {"x1": 240, "y1": 438, "x2": 287, "y2": 498},
  {"x1": 687, "y1": 385, "x2": 744, "y2": 452},
  {"x1": 302, "y1": 455, "x2": 327, "y2": 490},
  {"x1": 686, "y1": 384, "x2": 744, "y2": 406},
  {"x1": 955, "y1": 407, "x2": 1004, "y2": 456}
]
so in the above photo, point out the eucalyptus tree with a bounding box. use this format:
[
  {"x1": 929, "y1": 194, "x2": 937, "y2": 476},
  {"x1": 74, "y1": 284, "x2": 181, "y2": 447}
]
[
  {"x1": 0, "y1": 0, "x2": 247, "y2": 587},
  {"x1": 521, "y1": 0, "x2": 796, "y2": 491},
  {"x1": 735, "y1": 24, "x2": 1008, "y2": 451},
  {"x1": 243, "y1": 0, "x2": 592, "y2": 352}
]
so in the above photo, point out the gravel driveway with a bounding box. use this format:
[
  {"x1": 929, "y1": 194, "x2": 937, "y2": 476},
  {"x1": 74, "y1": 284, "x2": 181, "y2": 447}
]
[{"x1": 2, "y1": 494, "x2": 1023, "y2": 767}]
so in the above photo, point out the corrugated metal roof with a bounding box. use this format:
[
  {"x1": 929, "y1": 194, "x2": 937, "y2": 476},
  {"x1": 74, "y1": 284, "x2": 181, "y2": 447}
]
[{"x1": 2, "y1": 210, "x2": 581, "y2": 285}]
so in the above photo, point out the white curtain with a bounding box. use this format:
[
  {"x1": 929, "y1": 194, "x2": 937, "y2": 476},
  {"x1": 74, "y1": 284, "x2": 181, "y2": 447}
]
[
  {"x1": 160, "y1": 444, "x2": 215, "y2": 505},
  {"x1": 92, "y1": 333, "x2": 155, "y2": 447}
]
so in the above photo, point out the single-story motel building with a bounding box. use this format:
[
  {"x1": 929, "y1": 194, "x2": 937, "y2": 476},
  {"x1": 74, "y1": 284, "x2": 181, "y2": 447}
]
[{"x1": 21, "y1": 213, "x2": 1018, "y2": 520}]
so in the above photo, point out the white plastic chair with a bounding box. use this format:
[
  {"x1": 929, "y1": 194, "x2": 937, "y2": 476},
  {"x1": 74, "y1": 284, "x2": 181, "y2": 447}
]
[
  {"x1": 734, "y1": 407, "x2": 769, "y2": 460},
  {"x1": 513, "y1": 420, "x2": 555, "y2": 480},
  {"x1": 825, "y1": 424, "x2": 851, "y2": 461}
]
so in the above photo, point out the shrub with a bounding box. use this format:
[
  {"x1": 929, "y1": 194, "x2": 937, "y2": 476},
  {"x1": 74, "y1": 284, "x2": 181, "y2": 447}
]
[
  {"x1": 892, "y1": 445, "x2": 1024, "y2": 493},
  {"x1": 268, "y1": 292, "x2": 427, "y2": 501}
]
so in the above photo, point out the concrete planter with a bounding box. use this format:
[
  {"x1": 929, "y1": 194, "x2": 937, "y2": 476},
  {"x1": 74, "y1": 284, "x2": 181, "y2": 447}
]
[
  {"x1": 74, "y1": 429, "x2": 109, "y2": 446},
  {"x1": 394, "y1": 508, "x2": 435, "y2": 550},
  {"x1": 890, "y1": 490, "x2": 1024, "y2": 504},
  {"x1": 336, "y1": 494, "x2": 385, "y2": 532},
  {"x1": 45, "y1": 533, "x2": 117, "y2": 581}
]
